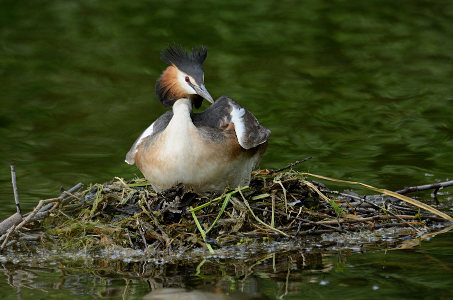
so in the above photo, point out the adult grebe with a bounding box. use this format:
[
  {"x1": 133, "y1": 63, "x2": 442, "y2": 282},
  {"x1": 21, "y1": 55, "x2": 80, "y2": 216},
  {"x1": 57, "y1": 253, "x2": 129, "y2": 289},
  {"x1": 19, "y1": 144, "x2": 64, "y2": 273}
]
[{"x1": 125, "y1": 45, "x2": 270, "y2": 193}]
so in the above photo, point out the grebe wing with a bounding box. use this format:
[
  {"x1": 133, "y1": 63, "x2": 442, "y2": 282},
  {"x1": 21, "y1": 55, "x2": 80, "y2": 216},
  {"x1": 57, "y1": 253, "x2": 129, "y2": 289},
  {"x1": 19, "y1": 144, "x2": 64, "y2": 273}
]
[
  {"x1": 125, "y1": 110, "x2": 173, "y2": 165},
  {"x1": 193, "y1": 96, "x2": 270, "y2": 149}
]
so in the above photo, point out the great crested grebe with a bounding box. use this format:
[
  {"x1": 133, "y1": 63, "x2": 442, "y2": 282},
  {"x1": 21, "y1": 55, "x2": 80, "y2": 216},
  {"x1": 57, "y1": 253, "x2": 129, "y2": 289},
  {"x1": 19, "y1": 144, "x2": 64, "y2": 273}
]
[{"x1": 125, "y1": 45, "x2": 270, "y2": 193}]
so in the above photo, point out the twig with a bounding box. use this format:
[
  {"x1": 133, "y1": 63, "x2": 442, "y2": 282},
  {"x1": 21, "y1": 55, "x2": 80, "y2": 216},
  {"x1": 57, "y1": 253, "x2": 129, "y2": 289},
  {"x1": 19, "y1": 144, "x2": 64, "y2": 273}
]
[
  {"x1": 136, "y1": 219, "x2": 148, "y2": 248},
  {"x1": 125, "y1": 230, "x2": 134, "y2": 248},
  {"x1": 149, "y1": 213, "x2": 170, "y2": 244},
  {"x1": 29, "y1": 183, "x2": 84, "y2": 217},
  {"x1": 319, "y1": 189, "x2": 364, "y2": 204},
  {"x1": 433, "y1": 188, "x2": 440, "y2": 205},
  {"x1": 302, "y1": 180, "x2": 331, "y2": 204},
  {"x1": 252, "y1": 206, "x2": 343, "y2": 232},
  {"x1": 63, "y1": 190, "x2": 81, "y2": 202},
  {"x1": 363, "y1": 199, "x2": 420, "y2": 232},
  {"x1": 10, "y1": 165, "x2": 21, "y2": 215},
  {"x1": 0, "y1": 213, "x2": 23, "y2": 236},
  {"x1": 297, "y1": 229, "x2": 337, "y2": 235},
  {"x1": 115, "y1": 177, "x2": 129, "y2": 189},
  {"x1": 0, "y1": 225, "x2": 16, "y2": 250},
  {"x1": 238, "y1": 188, "x2": 290, "y2": 237},
  {"x1": 395, "y1": 180, "x2": 453, "y2": 195},
  {"x1": 16, "y1": 198, "x2": 61, "y2": 232},
  {"x1": 321, "y1": 188, "x2": 420, "y2": 232},
  {"x1": 0, "y1": 198, "x2": 62, "y2": 250},
  {"x1": 276, "y1": 181, "x2": 288, "y2": 216},
  {"x1": 271, "y1": 195, "x2": 275, "y2": 227},
  {"x1": 269, "y1": 157, "x2": 312, "y2": 174},
  {"x1": 302, "y1": 172, "x2": 453, "y2": 222},
  {"x1": 316, "y1": 214, "x2": 443, "y2": 225}
]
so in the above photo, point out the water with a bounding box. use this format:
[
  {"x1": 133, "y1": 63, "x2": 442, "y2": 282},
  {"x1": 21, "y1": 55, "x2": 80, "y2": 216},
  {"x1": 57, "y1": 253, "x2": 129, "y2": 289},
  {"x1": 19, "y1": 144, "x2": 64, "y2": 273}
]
[
  {"x1": 1, "y1": 0, "x2": 453, "y2": 298},
  {"x1": 0, "y1": 232, "x2": 452, "y2": 299}
]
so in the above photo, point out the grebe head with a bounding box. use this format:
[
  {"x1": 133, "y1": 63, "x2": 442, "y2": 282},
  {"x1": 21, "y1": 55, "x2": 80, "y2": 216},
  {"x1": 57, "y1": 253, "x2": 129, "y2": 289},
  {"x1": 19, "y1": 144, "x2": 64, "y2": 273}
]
[{"x1": 156, "y1": 44, "x2": 214, "y2": 108}]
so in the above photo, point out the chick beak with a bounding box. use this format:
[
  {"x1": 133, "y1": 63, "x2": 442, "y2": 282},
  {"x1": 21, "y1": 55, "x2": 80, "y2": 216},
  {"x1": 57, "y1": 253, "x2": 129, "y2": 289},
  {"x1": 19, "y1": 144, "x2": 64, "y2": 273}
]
[{"x1": 193, "y1": 84, "x2": 214, "y2": 104}]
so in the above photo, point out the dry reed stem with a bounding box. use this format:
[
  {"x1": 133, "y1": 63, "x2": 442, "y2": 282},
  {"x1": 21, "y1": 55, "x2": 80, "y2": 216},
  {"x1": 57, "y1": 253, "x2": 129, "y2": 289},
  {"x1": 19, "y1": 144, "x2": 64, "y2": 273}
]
[
  {"x1": 301, "y1": 172, "x2": 453, "y2": 222},
  {"x1": 238, "y1": 188, "x2": 290, "y2": 237}
]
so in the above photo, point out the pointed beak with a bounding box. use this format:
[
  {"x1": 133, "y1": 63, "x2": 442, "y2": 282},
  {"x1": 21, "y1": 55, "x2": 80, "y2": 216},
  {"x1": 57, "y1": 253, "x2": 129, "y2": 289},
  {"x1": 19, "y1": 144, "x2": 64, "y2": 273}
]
[{"x1": 193, "y1": 84, "x2": 214, "y2": 104}]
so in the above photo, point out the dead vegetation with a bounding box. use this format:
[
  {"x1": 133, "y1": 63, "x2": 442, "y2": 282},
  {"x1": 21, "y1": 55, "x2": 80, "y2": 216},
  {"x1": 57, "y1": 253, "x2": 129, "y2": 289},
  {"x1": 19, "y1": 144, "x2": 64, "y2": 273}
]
[{"x1": 1, "y1": 165, "x2": 452, "y2": 261}]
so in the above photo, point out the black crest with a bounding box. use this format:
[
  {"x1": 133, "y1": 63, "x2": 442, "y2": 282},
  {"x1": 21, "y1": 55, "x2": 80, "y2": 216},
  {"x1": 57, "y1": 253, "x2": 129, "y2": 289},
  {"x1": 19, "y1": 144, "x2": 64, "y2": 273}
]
[{"x1": 160, "y1": 44, "x2": 207, "y2": 83}]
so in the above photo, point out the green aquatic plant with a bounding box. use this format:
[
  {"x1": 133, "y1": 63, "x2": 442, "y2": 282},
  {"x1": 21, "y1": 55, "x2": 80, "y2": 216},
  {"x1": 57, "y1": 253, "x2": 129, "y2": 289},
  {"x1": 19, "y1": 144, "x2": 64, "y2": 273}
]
[
  {"x1": 328, "y1": 199, "x2": 345, "y2": 220},
  {"x1": 0, "y1": 168, "x2": 451, "y2": 260}
]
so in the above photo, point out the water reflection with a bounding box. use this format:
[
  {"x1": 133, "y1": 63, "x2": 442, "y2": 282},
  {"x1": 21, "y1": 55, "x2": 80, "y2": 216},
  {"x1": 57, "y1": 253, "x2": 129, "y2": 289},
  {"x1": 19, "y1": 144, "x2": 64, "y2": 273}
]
[
  {"x1": 1, "y1": 234, "x2": 452, "y2": 300},
  {"x1": 143, "y1": 288, "x2": 241, "y2": 300},
  {"x1": 0, "y1": 250, "x2": 321, "y2": 299}
]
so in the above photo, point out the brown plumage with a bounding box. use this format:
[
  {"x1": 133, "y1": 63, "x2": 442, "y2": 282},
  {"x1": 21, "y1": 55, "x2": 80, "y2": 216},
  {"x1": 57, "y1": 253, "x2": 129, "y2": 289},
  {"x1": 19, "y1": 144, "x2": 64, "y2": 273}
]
[
  {"x1": 157, "y1": 66, "x2": 185, "y2": 102},
  {"x1": 126, "y1": 45, "x2": 270, "y2": 193}
]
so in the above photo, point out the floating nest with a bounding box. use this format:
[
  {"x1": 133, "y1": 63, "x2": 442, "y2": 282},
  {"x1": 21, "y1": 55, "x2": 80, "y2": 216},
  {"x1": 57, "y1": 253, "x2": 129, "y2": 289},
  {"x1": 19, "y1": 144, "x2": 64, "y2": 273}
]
[{"x1": 1, "y1": 167, "x2": 452, "y2": 268}]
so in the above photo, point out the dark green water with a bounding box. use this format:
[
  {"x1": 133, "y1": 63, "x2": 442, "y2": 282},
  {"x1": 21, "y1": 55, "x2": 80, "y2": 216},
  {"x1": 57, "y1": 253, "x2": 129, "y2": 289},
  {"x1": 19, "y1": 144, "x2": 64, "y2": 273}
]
[
  {"x1": 0, "y1": 231, "x2": 452, "y2": 299},
  {"x1": 1, "y1": 0, "x2": 453, "y2": 298}
]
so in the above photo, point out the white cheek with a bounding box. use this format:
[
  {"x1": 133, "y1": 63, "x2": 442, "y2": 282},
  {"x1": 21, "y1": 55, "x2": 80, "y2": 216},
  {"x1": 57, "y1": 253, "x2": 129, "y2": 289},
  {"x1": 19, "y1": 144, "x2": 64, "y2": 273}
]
[{"x1": 177, "y1": 72, "x2": 196, "y2": 94}]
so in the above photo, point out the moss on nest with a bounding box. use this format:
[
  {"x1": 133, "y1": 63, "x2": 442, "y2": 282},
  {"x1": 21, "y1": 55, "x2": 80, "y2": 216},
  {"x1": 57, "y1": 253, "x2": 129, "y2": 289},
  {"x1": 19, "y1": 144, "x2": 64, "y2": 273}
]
[{"x1": 15, "y1": 169, "x2": 449, "y2": 258}]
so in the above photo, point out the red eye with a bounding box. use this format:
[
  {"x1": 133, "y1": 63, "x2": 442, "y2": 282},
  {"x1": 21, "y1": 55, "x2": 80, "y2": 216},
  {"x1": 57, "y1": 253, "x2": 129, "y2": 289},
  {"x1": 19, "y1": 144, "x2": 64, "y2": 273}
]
[{"x1": 185, "y1": 76, "x2": 190, "y2": 83}]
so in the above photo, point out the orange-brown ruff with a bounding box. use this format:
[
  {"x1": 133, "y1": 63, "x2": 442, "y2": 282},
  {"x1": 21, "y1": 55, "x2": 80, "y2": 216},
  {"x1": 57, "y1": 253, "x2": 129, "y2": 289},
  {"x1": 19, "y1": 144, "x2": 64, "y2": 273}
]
[
  {"x1": 158, "y1": 65, "x2": 185, "y2": 102},
  {"x1": 125, "y1": 46, "x2": 270, "y2": 193}
]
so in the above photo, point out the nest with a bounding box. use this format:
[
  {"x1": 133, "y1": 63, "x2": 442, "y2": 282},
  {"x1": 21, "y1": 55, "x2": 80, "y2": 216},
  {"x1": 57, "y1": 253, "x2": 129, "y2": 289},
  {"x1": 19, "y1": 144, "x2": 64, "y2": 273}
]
[{"x1": 1, "y1": 168, "x2": 451, "y2": 265}]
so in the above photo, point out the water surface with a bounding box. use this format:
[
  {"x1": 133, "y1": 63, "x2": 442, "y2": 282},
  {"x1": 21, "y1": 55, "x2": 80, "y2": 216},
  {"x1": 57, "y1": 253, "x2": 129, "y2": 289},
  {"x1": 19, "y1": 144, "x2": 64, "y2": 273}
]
[{"x1": 1, "y1": 0, "x2": 452, "y2": 298}]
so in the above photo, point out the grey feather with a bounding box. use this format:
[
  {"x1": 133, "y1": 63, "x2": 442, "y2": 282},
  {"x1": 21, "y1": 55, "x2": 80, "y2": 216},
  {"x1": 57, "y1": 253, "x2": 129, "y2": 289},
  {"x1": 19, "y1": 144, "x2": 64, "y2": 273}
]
[{"x1": 192, "y1": 96, "x2": 271, "y2": 149}]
